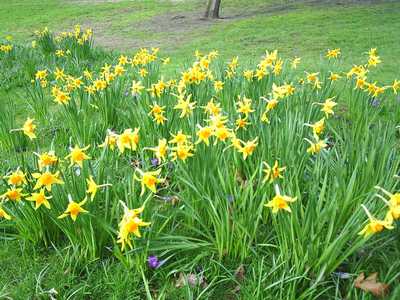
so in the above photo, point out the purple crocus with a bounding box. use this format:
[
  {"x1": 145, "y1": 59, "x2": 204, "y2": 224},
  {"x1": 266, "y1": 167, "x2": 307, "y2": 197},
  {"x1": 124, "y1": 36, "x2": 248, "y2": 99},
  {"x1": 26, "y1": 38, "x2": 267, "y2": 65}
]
[
  {"x1": 148, "y1": 256, "x2": 160, "y2": 269},
  {"x1": 151, "y1": 157, "x2": 159, "y2": 167}
]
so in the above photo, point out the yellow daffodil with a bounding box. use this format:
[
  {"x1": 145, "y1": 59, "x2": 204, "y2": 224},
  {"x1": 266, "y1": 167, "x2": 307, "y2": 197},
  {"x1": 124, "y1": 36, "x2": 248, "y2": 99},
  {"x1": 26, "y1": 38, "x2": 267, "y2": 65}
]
[
  {"x1": 148, "y1": 103, "x2": 165, "y2": 116},
  {"x1": 392, "y1": 79, "x2": 399, "y2": 94},
  {"x1": 196, "y1": 125, "x2": 213, "y2": 146},
  {"x1": 58, "y1": 195, "x2": 88, "y2": 222},
  {"x1": 315, "y1": 97, "x2": 337, "y2": 117},
  {"x1": 131, "y1": 80, "x2": 144, "y2": 96},
  {"x1": 235, "y1": 117, "x2": 250, "y2": 131},
  {"x1": 54, "y1": 90, "x2": 71, "y2": 105},
  {"x1": 0, "y1": 206, "x2": 12, "y2": 220},
  {"x1": 291, "y1": 57, "x2": 301, "y2": 69},
  {"x1": 265, "y1": 186, "x2": 297, "y2": 213},
  {"x1": 203, "y1": 98, "x2": 221, "y2": 116},
  {"x1": 153, "y1": 113, "x2": 167, "y2": 125},
  {"x1": 263, "y1": 160, "x2": 286, "y2": 184},
  {"x1": 0, "y1": 188, "x2": 26, "y2": 202},
  {"x1": 117, "y1": 201, "x2": 150, "y2": 251},
  {"x1": 243, "y1": 70, "x2": 254, "y2": 80},
  {"x1": 238, "y1": 137, "x2": 258, "y2": 160},
  {"x1": 174, "y1": 94, "x2": 196, "y2": 118},
  {"x1": 358, "y1": 204, "x2": 393, "y2": 238},
  {"x1": 170, "y1": 143, "x2": 195, "y2": 162},
  {"x1": 214, "y1": 80, "x2": 224, "y2": 92},
  {"x1": 118, "y1": 55, "x2": 129, "y2": 65},
  {"x1": 213, "y1": 126, "x2": 232, "y2": 144},
  {"x1": 32, "y1": 171, "x2": 64, "y2": 191},
  {"x1": 54, "y1": 67, "x2": 65, "y2": 80},
  {"x1": 305, "y1": 118, "x2": 325, "y2": 136},
  {"x1": 374, "y1": 186, "x2": 400, "y2": 222},
  {"x1": 139, "y1": 68, "x2": 148, "y2": 77},
  {"x1": 65, "y1": 145, "x2": 91, "y2": 168},
  {"x1": 134, "y1": 168, "x2": 164, "y2": 196},
  {"x1": 305, "y1": 136, "x2": 327, "y2": 155},
  {"x1": 169, "y1": 130, "x2": 191, "y2": 145},
  {"x1": 146, "y1": 139, "x2": 168, "y2": 162},
  {"x1": 117, "y1": 128, "x2": 140, "y2": 154},
  {"x1": 4, "y1": 169, "x2": 27, "y2": 186},
  {"x1": 99, "y1": 131, "x2": 118, "y2": 150},
  {"x1": 329, "y1": 72, "x2": 341, "y2": 81},
  {"x1": 236, "y1": 96, "x2": 254, "y2": 116},
  {"x1": 305, "y1": 72, "x2": 319, "y2": 83},
  {"x1": 11, "y1": 118, "x2": 37, "y2": 140},
  {"x1": 326, "y1": 48, "x2": 341, "y2": 59},
  {"x1": 86, "y1": 176, "x2": 112, "y2": 201},
  {"x1": 34, "y1": 151, "x2": 58, "y2": 170},
  {"x1": 26, "y1": 189, "x2": 52, "y2": 210}
]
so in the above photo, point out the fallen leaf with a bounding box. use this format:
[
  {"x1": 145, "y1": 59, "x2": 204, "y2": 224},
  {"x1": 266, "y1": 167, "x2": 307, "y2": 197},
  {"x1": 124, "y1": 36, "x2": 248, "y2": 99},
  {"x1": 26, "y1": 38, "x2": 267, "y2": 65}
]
[
  {"x1": 175, "y1": 272, "x2": 186, "y2": 288},
  {"x1": 234, "y1": 264, "x2": 245, "y2": 282},
  {"x1": 354, "y1": 272, "x2": 389, "y2": 298}
]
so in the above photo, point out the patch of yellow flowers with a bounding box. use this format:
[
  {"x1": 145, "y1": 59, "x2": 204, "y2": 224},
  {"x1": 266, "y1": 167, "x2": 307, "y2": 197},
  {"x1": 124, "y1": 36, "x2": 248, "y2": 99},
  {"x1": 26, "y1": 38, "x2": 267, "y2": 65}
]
[{"x1": 3, "y1": 26, "x2": 400, "y2": 251}]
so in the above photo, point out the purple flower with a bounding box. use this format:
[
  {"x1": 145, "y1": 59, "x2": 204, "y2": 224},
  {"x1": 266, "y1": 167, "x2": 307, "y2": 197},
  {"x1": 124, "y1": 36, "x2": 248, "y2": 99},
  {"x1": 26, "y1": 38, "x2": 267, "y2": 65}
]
[
  {"x1": 148, "y1": 256, "x2": 159, "y2": 269},
  {"x1": 370, "y1": 98, "x2": 380, "y2": 107},
  {"x1": 151, "y1": 157, "x2": 159, "y2": 167}
]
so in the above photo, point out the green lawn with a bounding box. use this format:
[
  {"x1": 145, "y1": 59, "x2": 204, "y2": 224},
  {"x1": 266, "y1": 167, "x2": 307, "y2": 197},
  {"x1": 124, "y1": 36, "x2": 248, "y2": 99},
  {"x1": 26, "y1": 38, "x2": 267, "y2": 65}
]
[{"x1": 1, "y1": 0, "x2": 399, "y2": 81}]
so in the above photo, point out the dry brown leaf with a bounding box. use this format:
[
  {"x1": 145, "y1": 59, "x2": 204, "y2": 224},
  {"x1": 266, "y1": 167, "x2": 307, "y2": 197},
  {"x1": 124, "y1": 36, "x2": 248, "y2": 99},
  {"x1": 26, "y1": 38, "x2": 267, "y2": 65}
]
[
  {"x1": 354, "y1": 272, "x2": 389, "y2": 298},
  {"x1": 234, "y1": 264, "x2": 245, "y2": 282},
  {"x1": 175, "y1": 272, "x2": 186, "y2": 288}
]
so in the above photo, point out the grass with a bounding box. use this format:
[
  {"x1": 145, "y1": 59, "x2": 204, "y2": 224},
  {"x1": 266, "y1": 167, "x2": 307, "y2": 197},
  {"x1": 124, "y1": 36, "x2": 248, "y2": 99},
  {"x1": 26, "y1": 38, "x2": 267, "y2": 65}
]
[
  {"x1": 1, "y1": 1, "x2": 400, "y2": 299},
  {"x1": 1, "y1": 0, "x2": 399, "y2": 80}
]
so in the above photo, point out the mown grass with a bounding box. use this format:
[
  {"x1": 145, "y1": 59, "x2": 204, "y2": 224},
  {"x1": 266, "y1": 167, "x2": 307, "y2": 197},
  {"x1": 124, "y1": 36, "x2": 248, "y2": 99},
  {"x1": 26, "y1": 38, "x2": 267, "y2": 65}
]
[{"x1": 1, "y1": 1, "x2": 399, "y2": 81}]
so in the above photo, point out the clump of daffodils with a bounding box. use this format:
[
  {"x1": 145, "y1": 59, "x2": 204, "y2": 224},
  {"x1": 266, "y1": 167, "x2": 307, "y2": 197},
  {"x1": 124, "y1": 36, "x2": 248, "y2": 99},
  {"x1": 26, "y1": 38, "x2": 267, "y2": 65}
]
[{"x1": 358, "y1": 186, "x2": 400, "y2": 238}]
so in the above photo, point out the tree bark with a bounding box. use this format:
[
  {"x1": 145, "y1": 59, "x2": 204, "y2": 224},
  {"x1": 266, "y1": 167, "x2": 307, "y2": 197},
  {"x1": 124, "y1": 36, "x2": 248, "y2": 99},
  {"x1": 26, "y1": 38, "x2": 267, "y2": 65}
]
[
  {"x1": 204, "y1": 0, "x2": 214, "y2": 18},
  {"x1": 212, "y1": 0, "x2": 221, "y2": 19}
]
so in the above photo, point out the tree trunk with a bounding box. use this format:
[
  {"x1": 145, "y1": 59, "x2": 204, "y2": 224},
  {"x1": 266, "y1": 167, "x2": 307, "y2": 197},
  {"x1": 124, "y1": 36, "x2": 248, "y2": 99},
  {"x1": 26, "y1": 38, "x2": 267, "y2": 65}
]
[
  {"x1": 204, "y1": 0, "x2": 214, "y2": 18},
  {"x1": 212, "y1": 0, "x2": 221, "y2": 19}
]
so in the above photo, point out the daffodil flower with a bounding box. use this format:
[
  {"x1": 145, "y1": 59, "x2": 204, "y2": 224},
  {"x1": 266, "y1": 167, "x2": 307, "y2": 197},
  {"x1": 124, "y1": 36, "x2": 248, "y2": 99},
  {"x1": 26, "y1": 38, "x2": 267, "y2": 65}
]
[
  {"x1": 117, "y1": 128, "x2": 140, "y2": 154},
  {"x1": 263, "y1": 160, "x2": 286, "y2": 184},
  {"x1": 305, "y1": 118, "x2": 325, "y2": 136},
  {"x1": 173, "y1": 94, "x2": 196, "y2": 118},
  {"x1": 170, "y1": 144, "x2": 195, "y2": 162},
  {"x1": 169, "y1": 130, "x2": 191, "y2": 145},
  {"x1": 134, "y1": 168, "x2": 165, "y2": 196},
  {"x1": 314, "y1": 97, "x2": 337, "y2": 118},
  {"x1": 26, "y1": 189, "x2": 52, "y2": 210},
  {"x1": 32, "y1": 171, "x2": 64, "y2": 191},
  {"x1": 117, "y1": 201, "x2": 150, "y2": 251},
  {"x1": 34, "y1": 151, "x2": 58, "y2": 171},
  {"x1": 99, "y1": 131, "x2": 118, "y2": 151},
  {"x1": 358, "y1": 204, "x2": 393, "y2": 238},
  {"x1": 10, "y1": 118, "x2": 37, "y2": 140},
  {"x1": 0, "y1": 206, "x2": 12, "y2": 220},
  {"x1": 238, "y1": 137, "x2": 258, "y2": 160},
  {"x1": 196, "y1": 125, "x2": 213, "y2": 146},
  {"x1": 265, "y1": 185, "x2": 297, "y2": 213},
  {"x1": 0, "y1": 188, "x2": 27, "y2": 202},
  {"x1": 145, "y1": 139, "x2": 168, "y2": 162},
  {"x1": 305, "y1": 136, "x2": 327, "y2": 155},
  {"x1": 86, "y1": 176, "x2": 112, "y2": 201},
  {"x1": 65, "y1": 145, "x2": 91, "y2": 168},
  {"x1": 4, "y1": 169, "x2": 27, "y2": 186},
  {"x1": 58, "y1": 195, "x2": 88, "y2": 222}
]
